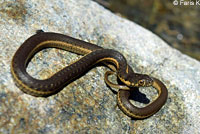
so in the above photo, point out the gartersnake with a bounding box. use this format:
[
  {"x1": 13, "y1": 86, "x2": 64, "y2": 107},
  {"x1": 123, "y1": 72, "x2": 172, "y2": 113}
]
[{"x1": 11, "y1": 30, "x2": 168, "y2": 119}]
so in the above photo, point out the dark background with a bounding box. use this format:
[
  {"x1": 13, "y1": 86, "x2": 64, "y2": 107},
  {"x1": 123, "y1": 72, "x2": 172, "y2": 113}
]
[{"x1": 94, "y1": 0, "x2": 200, "y2": 61}]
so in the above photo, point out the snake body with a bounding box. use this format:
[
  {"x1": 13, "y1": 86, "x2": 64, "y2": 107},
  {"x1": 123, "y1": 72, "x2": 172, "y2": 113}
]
[{"x1": 11, "y1": 31, "x2": 168, "y2": 119}]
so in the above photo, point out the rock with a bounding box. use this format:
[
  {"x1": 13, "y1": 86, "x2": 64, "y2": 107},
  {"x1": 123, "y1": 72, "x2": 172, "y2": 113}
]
[{"x1": 0, "y1": 0, "x2": 199, "y2": 133}]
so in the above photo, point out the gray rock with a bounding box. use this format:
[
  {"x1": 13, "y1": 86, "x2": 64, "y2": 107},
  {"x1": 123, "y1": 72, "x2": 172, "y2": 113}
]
[{"x1": 0, "y1": 0, "x2": 199, "y2": 133}]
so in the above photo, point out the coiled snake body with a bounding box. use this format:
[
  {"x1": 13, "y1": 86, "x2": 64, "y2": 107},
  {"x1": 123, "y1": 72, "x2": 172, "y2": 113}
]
[{"x1": 11, "y1": 30, "x2": 168, "y2": 119}]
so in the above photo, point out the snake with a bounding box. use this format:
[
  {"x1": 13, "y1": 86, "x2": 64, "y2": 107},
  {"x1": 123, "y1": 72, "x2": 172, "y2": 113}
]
[{"x1": 11, "y1": 30, "x2": 168, "y2": 119}]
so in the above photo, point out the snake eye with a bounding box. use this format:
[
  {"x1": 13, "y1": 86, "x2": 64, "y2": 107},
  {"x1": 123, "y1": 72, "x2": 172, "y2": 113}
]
[{"x1": 139, "y1": 79, "x2": 145, "y2": 86}]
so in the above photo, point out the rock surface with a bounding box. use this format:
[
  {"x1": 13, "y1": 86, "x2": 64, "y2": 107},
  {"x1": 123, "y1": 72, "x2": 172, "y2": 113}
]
[{"x1": 0, "y1": 0, "x2": 200, "y2": 133}]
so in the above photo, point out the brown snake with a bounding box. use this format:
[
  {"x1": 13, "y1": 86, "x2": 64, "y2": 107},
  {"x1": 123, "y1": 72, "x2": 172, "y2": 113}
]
[{"x1": 11, "y1": 30, "x2": 168, "y2": 119}]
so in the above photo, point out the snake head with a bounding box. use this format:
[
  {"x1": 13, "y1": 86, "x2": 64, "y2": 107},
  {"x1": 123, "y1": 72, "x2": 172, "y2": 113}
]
[
  {"x1": 120, "y1": 73, "x2": 153, "y2": 87},
  {"x1": 132, "y1": 74, "x2": 153, "y2": 87},
  {"x1": 137, "y1": 75, "x2": 153, "y2": 87}
]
